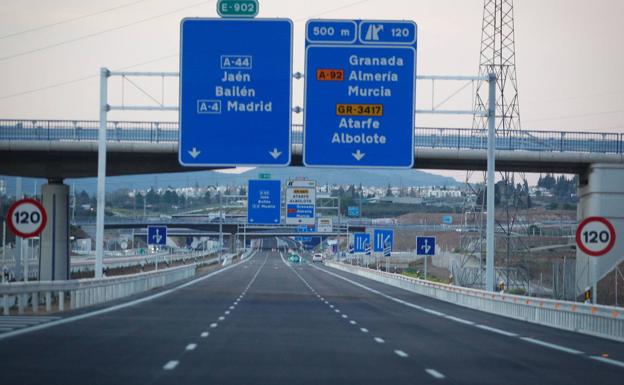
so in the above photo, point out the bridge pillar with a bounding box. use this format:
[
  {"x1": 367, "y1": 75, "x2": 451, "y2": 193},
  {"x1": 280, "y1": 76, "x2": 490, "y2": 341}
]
[
  {"x1": 576, "y1": 163, "x2": 624, "y2": 302},
  {"x1": 39, "y1": 180, "x2": 70, "y2": 281}
]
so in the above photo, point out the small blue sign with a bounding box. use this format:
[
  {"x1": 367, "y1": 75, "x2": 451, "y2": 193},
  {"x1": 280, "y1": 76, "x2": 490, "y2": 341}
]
[
  {"x1": 354, "y1": 233, "x2": 370, "y2": 253},
  {"x1": 416, "y1": 236, "x2": 436, "y2": 256},
  {"x1": 374, "y1": 229, "x2": 393, "y2": 252},
  {"x1": 147, "y1": 226, "x2": 167, "y2": 246},
  {"x1": 248, "y1": 179, "x2": 281, "y2": 224},
  {"x1": 179, "y1": 18, "x2": 293, "y2": 167},
  {"x1": 347, "y1": 206, "x2": 360, "y2": 217},
  {"x1": 295, "y1": 224, "x2": 315, "y2": 243},
  {"x1": 304, "y1": 19, "x2": 417, "y2": 168},
  {"x1": 442, "y1": 215, "x2": 453, "y2": 225}
]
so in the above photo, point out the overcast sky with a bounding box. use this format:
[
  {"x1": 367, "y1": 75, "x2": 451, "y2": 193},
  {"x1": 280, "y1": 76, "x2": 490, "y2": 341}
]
[{"x1": 1, "y1": 0, "x2": 623, "y2": 182}]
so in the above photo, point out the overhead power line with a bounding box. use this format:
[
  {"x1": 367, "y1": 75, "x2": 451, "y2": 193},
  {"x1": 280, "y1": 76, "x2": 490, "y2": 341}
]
[
  {"x1": 0, "y1": 0, "x2": 214, "y2": 63},
  {"x1": 0, "y1": 0, "x2": 154, "y2": 40}
]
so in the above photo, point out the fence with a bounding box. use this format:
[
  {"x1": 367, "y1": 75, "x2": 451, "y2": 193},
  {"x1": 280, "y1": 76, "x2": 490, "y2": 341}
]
[
  {"x1": 326, "y1": 261, "x2": 624, "y2": 342},
  {"x1": 1, "y1": 119, "x2": 622, "y2": 154}
]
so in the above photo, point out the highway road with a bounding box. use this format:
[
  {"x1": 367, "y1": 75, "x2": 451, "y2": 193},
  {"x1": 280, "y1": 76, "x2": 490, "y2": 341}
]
[{"x1": 0, "y1": 237, "x2": 623, "y2": 384}]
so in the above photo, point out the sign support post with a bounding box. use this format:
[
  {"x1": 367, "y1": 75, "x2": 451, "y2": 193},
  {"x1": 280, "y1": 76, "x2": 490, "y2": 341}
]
[{"x1": 485, "y1": 73, "x2": 496, "y2": 292}]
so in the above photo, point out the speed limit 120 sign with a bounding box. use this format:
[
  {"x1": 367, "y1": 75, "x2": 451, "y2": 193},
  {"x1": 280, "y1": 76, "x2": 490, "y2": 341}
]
[
  {"x1": 6, "y1": 198, "x2": 47, "y2": 238},
  {"x1": 576, "y1": 216, "x2": 616, "y2": 257}
]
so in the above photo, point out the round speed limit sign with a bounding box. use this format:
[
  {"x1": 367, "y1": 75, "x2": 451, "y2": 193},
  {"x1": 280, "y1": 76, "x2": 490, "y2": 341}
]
[
  {"x1": 6, "y1": 198, "x2": 47, "y2": 238},
  {"x1": 576, "y1": 216, "x2": 616, "y2": 257}
]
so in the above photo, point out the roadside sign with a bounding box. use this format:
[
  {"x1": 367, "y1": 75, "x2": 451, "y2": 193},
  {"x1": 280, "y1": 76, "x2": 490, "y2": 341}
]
[
  {"x1": 303, "y1": 19, "x2": 417, "y2": 168},
  {"x1": 374, "y1": 229, "x2": 393, "y2": 253},
  {"x1": 347, "y1": 206, "x2": 360, "y2": 217},
  {"x1": 147, "y1": 226, "x2": 167, "y2": 246},
  {"x1": 217, "y1": 0, "x2": 258, "y2": 18},
  {"x1": 354, "y1": 233, "x2": 370, "y2": 253},
  {"x1": 286, "y1": 179, "x2": 316, "y2": 225},
  {"x1": 576, "y1": 216, "x2": 616, "y2": 257},
  {"x1": 442, "y1": 215, "x2": 453, "y2": 225},
  {"x1": 179, "y1": 18, "x2": 292, "y2": 167},
  {"x1": 6, "y1": 198, "x2": 47, "y2": 238},
  {"x1": 317, "y1": 217, "x2": 333, "y2": 233},
  {"x1": 416, "y1": 236, "x2": 436, "y2": 256}
]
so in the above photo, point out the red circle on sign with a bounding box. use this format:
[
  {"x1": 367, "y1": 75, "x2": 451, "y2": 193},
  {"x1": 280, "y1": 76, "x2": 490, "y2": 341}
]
[
  {"x1": 575, "y1": 216, "x2": 616, "y2": 257},
  {"x1": 6, "y1": 198, "x2": 47, "y2": 238}
]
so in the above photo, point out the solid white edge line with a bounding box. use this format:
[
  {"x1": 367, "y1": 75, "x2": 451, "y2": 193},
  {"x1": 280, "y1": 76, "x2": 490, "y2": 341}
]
[
  {"x1": 520, "y1": 337, "x2": 583, "y2": 355},
  {"x1": 589, "y1": 355, "x2": 624, "y2": 369},
  {"x1": 0, "y1": 251, "x2": 259, "y2": 342},
  {"x1": 163, "y1": 360, "x2": 179, "y2": 370},
  {"x1": 426, "y1": 369, "x2": 445, "y2": 379},
  {"x1": 445, "y1": 315, "x2": 475, "y2": 325},
  {"x1": 475, "y1": 324, "x2": 518, "y2": 337}
]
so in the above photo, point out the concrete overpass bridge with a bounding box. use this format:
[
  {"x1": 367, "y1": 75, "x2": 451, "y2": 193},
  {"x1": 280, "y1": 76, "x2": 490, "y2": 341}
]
[{"x1": 1, "y1": 119, "x2": 623, "y2": 179}]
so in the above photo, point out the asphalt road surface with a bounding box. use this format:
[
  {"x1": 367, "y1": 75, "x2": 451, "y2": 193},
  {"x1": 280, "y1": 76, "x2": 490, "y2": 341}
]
[{"x1": 1, "y1": 237, "x2": 623, "y2": 384}]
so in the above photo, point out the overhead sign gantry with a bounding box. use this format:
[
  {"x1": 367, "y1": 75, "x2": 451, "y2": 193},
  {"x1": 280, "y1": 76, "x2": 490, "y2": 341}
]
[{"x1": 303, "y1": 19, "x2": 417, "y2": 168}]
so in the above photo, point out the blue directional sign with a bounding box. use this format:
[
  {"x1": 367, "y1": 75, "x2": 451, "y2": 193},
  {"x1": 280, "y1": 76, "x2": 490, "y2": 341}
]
[
  {"x1": 147, "y1": 226, "x2": 167, "y2": 246},
  {"x1": 304, "y1": 19, "x2": 417, "y2": 168},
  {"x1": 354, "y1": 233, "x2": 370, "y2": 253},
  {"x1": 347, "y1": 206, "x2": 360, "y2": 217},
  {"x1": 373, "y1": 229, "x2": 393, "y2": 253},
  {"x1": 179, "y1": 18, "x2": 293, "y2": 167},
  {"x1": 247, "y1": 179, "x2": 281, "y2": 224},
  {"x1": 416, "y1": 236, "x2": 436, "y2": 256}
]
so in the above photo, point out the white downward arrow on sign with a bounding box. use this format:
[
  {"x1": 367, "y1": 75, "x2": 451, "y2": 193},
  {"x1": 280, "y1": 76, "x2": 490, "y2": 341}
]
[
  {"x1": 188, "y1": 147, "x2": 201, "y2": 158},
  {"x1": 421, "y1": 239, "x2": 431, "y2": 254},
  {"x1": 269, "y1": 148, "x2": 282, "y2": 159},
  {"x1": 352, "y1": 150, "x2": 365, "y2": 161}
]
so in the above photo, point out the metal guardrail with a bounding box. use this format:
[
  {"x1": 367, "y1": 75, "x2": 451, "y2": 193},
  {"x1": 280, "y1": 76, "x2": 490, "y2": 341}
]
[
  {"x1": 1, "y1": 264, "x2": 196, "y2": 315},
  {"x1": 1, "y1": 119, "x2": 622, "y2": 154},
  {"x1": 326, "y1": 261, "x2": 624, "y2": 342}
]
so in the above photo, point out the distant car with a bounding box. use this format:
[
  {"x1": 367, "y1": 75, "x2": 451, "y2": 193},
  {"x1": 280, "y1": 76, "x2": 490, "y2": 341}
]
[
  {"x1": 312, "y1": 253, "x2": 323, "y2": 262},
  {"x1": 288, "y1": 254, "x2": 301, "y2": 263}
]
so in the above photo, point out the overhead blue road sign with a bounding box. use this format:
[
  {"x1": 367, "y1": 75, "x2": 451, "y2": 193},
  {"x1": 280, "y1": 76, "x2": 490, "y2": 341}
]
[
  {"x1": 147, "y1": 226, "x2": 167, "y2": 246},
  {"x1": 374, "y1": 229, "x2": 393, "y2": 253},
  {"x1": 416, "y1": 236, "x2": 436, "y2": 256},
  {"x1": 347, "y1": 206, "x2": 360, "y2": 217},
  {"x1": 247, "y1": 179, "x2": 281, "y2": 224},
  {"x1": 354, "y1": 233, "x2": 370, "y2": 253},
  {"x1": 179, "y1": 18, "x2": 293, "y2": 167},
  {"x1": 304, "y1": 19, "x2": 417, "y2": 168}
]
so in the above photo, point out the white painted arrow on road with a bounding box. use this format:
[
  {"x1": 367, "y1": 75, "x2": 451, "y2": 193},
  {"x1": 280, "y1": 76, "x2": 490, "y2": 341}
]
[
  {"x1": 269, "y1": 148, "x2": 282, "y2": 159},
  {"x1": 188, "y1": 147, "x2": 201, "y2": 158},
  {"x1": 352, "y1": 150, "x2": 366, "y2": 161}
]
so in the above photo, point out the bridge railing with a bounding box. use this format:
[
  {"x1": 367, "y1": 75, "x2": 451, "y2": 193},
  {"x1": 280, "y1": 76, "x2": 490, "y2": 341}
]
[
  {"x1": 326, "y1": 261, "x2": 624, "y2": 342},
  {"x1": 1, "y1": 119, "x2": 623, "y2": 154}
]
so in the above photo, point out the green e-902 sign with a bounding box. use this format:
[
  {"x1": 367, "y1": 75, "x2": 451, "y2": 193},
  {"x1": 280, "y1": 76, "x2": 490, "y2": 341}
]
[{"x1": 217, "y1": 0, "x2": 259, "y2": 18}]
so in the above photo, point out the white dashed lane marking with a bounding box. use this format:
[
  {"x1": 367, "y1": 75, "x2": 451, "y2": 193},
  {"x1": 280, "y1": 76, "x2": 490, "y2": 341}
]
[
  {"x1": 200, "y1": 332, "x2": 209, "y2": 338},
  {"x1": 394, "y1": 350, "x2": 408, "y2": 358},
  {"x1": 185, "y1": 343, "x2": 197, "y2": 351},
  {"x1": 210, "y1": 323, "x2": 218, "y2": 328},
  {"x1": 350, "y1": 320, "x2": 357, "y2": 325},
  {"x1": 374, "y1": 337, "x2": 385, "y2": 344},
  {"x1": 163, "y1": 360, "x2": 179, "y2": 370},
  {"x1": 360, "y1": 328, "x2": 369, "y2": 333},
  {"x1": 426, "y1": 369, "x2": 445, "y2": 380}
]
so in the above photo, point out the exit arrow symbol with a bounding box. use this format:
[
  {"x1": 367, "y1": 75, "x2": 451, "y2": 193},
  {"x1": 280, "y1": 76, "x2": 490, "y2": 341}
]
[
  {"x1": 352, "y1": 150, "x2": 365, "y2": 161},
  {"x1": 269, "y1": 148, "x2": 282, "y2": 159},
  {"x1": 188, "y1": 147, "x2": 201, "y2": 158},
  {"x1": 421, "y1": 239, "x2": 431, "y2": 254}
]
